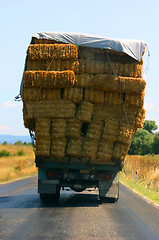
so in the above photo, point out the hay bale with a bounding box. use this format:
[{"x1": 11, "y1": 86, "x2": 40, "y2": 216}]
[
  {"x1": 23, "y1": 70, "x2": 76, "y2": 88},
  {"x1": 82, "y1": 138, "x2": 98, "y2": 159},
  {"x1": 77, "y1": 101, "x2": 94, "y2": 122},
  {"x1": 66, "y1": 119, "x2": 82, "y2": 138},
  {"x1": 35, "y1": 136, "x2": 51, "y2": 156},
  {"x1": 84, "y1": 89, "x2": 104, "y2": 103},
  {"x1": 112, "y1": 142, "x2": 129, "y2": 160},
  {"x1": 23, "y1": 100, "x2": 75, "y2": 119},
  {"x1": 86, "y1": 120, "x2": 104, "y2": 139},
  {"x1": 27, "y1": 44, "x2": 78, "y2": 60},
  {"x1": 66, "y1": 137, "x2": 83, "y2": 157},
  {"x1": 97, "y1": 140, "x2": 114, "y2": 161},
  {"x1": 93, "y1": 104, "x2": 121, "y2": 121},
  {"x1": 102, "y1": 119, "x2": 119, "y2": 142},
  {"x1": 63, "y1": 87, "x2": 83, "y2": 103},
  {"x1": 92, "y1": 75, "x2": 146, "y2": 93},
  {"x1": 26, "y1": 58, "x2": 79, "y2": 73},
  {"x1": 124, "y1": 92, "x2": 145, "y2": 107},
  {"x1": 78, "y1": 60, "x2": 143, "y2": 78},
  {"x1": 117, "y1": 125, "x2": 135, "y2": 145},
  {"x1": 104, "y1": 92, "x2": 121, "y2": 105},
  {"x1": 22, "y1": 88, "x2": 61, "y2": 101},
  {"x1": 75, "y1": 74, "x2": 94, "y2": 88},
  {"x1": 79, "y1": 59, "x2": 105, "y2": 74},
  {"x1": 26, "y1": 59, "x2": 46, "y2": 71},
  {"x1": 51, "y1": 119, "x2": 66, "y2": 138},
  {"x1": 35, "y1": 118, "x2": 51, "y2": 137},
  {"x1": 51, "y1": 137, "x2": 66, "y2": 158}
]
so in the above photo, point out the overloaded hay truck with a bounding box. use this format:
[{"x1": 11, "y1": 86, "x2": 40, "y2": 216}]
[{"x1": 19, "y1": 32, "x2": 147, "y2": 203}]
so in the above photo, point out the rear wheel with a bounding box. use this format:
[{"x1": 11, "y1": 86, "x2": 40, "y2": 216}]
[{"x1": 40, "y1": 186, "x2": 60, "y2": 204}]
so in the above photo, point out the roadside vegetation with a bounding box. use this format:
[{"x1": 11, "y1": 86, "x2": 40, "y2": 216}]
[
  {"x1": 0, "y1": 143, "x2": 37, "y2": 183},
  {"x1": 120, "y1": 120, "x2": 159, "y2": 205},
  {"x1": 120, "y1": 154, "x2": 159, "y2": 205}
]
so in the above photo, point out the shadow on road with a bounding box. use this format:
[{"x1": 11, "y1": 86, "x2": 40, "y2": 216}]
[{"x1": 0, "y1": 192, "x2": 102, "y2": 209}]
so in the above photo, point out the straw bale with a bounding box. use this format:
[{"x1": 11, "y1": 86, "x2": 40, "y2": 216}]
[
  {"x1": 51, "y1": 137, "x2": 66, "y2": 158},
  {"x1": 79, "y1": 59, "x2": 105, "y2": 74},
  {"x1": 66, "y1": 119, "x2": 82, "y2": 138},
  {"x1": 63, "y1": 87, "x2": 83, "y2": 103},
  {"x1": 66, "y1": 137, "x2": 83, "y2": 157},
  {"x1": 78, "y1": 60, "x2": 142, "y2": 78},
  {"x1": 102, "y1": 120, "x2": 119, "y2": 142},
  {"x1": 51, "y1": 119, "x2": 66, "y2": 138},
  {"x1": 93, "y1": 104, "x2": 121, "y2": 121},
  {"x1": 35, "y1": 136, "x2": 51, "y2": 156},
  {"x1": 35, "y1": 118, "x2": 51, "y2": 137},
  {"x1": 23, "y1": 70, "x2": 76, "y2": 88},
  {"x1": 45, "y1": 59, "x2": 79, "y2": 73},
  {"x1": 117, "y1": 126, "x2": 135, "y2": 145},
  {"x1": 27, "y1": 44, "x2": 78, "y2": 60},
  {"x1": 84, "y1": 89, "x2": 104, "y2": 103},
  {"x1": 23, "y1": 100, "x2": 75, "y2": 119},
  {"x1": 121, "y1": 106, "x2": 145, "y2": 128},
  {"x1": 26, "y1": 58, "x2": 79, "y2": 73},
  {"x1": 104, "y1": 92, "x2": 121, "y2": 105},
  {"x1": 92, "y1": 75, "x2": 146, "y2": 93},
  {"x1": 82, "y1": 138, "x2": 98, "y2": 159},
  {"x1": 86, "y1": 120, "x2": 104, "y2": 139},
  {"x1": 112, "y1": 142, "x2": 129, "y2": 160},
  {"x1": 78, "y1": 47, "x2": 96, "y2": 60},
  {"x1": 32, "y1": 38, "x2": 58, "y2": 44},
  {"x1": 77, "y1": 101, "x2": 94, "y2": 122},
  {"x1": 124, "y1": 92, "x2": 145, "y2": 107},
  {"x1": 22, "y1": 88, "x2": 61, "y2": 101},
  {"x1": 97, "y1": 140, "x2": 114, "y2": 161},
  {"x1": 75, "y1": 74, "x2": 94, "y2": 88},
  {"x1": 26, "y1": 59, "x2": 46, "y2": 71}
]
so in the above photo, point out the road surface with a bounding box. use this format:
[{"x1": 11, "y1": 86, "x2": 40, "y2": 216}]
[{"x1": 0, "y1": 176, "x2": 159, "y2": 240}]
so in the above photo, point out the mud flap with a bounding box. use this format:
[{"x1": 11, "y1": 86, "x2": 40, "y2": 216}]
[
  {"x1": 38, "y1": 180, "x2": 59, "y2": 194},
  {"x1": 98, "y1": 174, "x2": 119, "y2": 202}
]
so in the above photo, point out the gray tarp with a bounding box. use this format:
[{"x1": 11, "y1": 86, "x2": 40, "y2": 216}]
[
  {"x1": 19, "y1": 32, "x2": 147, "y2": 96},
  {"x1": 33, "y1": 32, "x2": 146, "y2": 61}
]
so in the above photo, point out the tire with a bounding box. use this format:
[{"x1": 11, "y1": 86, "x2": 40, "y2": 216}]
[{"x1": 40, "y1": 193, "x2": 60, "y2": 204}]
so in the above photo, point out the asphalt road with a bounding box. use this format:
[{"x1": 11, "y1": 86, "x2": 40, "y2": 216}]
[{"x1": 0, "y1": 176, "x2": 159, "y2": 240}]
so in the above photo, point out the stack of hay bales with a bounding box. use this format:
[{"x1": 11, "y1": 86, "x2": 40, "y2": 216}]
[{"x1": 22, "y1": 39, "x2": 146, "y2": 165}]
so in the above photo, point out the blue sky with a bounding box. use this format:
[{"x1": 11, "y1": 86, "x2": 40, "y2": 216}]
[{"x1": 0, "y1": 0, "x2": 159, "y2": 135}]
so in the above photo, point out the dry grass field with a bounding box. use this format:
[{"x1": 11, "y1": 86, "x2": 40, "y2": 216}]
[
  {"x1": 123, "y1": 154, "x2": 159, "y2": 192},
  {"x1": 0, "y1": 144, "x2": 37, "y2": 183}
]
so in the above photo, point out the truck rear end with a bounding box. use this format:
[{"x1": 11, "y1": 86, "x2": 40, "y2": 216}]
[{"x1": 20, "y1": 32, "x2": 146, "y2": 203}]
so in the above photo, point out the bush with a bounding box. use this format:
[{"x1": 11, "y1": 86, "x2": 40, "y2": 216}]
[
  {"x1": 16, "y1": 150, "x2": 25, "y2": 156},
  {"x1": 0, "y1": 150, "x2": 10, "y2": 157}
]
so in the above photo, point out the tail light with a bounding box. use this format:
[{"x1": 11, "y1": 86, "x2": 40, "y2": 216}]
[{"x1": 47, "y1": 171, "x2": 59, "y2": 179}]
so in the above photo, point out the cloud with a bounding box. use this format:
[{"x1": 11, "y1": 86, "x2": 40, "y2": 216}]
[
  {"x1": 0, "y1": 125, "x2": 11, "y2": 133},
  {"x1": 2, "y1": 100, "x2": 22, "y2": 108}
]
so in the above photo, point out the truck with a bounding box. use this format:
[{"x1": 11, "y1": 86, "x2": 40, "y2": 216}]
[{"x1": 19, "y1": 32, "x2": 147, "y2": 203}]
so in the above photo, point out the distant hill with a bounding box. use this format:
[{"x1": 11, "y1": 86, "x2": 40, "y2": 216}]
[{"x1": 0, "y1": 135, "x2": 31, "y2": 144}]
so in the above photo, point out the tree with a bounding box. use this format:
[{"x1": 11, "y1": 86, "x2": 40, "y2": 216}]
[
  {"x1": 14, "y1": 140, "x2": 23, "y2": 145},
  {"x1": 129, "y1": 128, "x2": 154, "y2": 155},
  {"x1": 152, "y1": 132, "x2": 159, "y2": 154},
  {"x1": 143, "y1": 120, "x2": 158, "y2": 133}
]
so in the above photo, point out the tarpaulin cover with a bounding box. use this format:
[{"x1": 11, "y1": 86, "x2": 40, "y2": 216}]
[
  {"x1": 19, "y1": 32, "x2": 147, "y2": 95},
  {"x1": 33, "y1": 32, "x2": 146, "y2": 61}
]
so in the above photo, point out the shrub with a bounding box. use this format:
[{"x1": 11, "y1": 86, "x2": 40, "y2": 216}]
[
  {"x1": 0, "y1": 150, "x2": 10, "y2": 157},
  {"x1": 16, "y1": 150, "x2": 25, "y2": 156}
]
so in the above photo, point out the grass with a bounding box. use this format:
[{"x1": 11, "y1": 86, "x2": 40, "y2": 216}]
[
  {"x1": 120, "y1": 154, "x2": 159, "y2": 205},
  {"x1": 0, "y1": 144, "x2": 37, "y2": 183}
]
